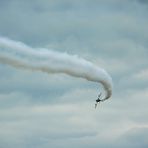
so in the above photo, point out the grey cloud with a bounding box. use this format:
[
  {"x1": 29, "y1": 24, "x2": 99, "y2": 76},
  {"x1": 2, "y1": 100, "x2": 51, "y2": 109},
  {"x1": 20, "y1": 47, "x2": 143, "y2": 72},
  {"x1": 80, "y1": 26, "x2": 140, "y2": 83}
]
[
  {"x1": 138, "y1": 0, "x2": 148, "y2": 4},
  {"x1": 117, "y1": 127, "x2": 148, "y2": 148},
  {"x1": 0, "y1": 0, "x2": 148, "y2": 148},
  {"x1": 0, "y1": 0, "x2": 147, "y2": 48},
  {"x1": 0, "y1": 104, "x2": 99, "y2": 148}
]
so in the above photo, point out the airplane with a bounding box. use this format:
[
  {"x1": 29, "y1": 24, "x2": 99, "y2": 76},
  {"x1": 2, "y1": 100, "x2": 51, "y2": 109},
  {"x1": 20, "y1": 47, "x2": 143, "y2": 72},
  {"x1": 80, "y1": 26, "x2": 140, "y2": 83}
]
[{"x1": 95, "y1": 93, "x2": 102, "y2": 109}]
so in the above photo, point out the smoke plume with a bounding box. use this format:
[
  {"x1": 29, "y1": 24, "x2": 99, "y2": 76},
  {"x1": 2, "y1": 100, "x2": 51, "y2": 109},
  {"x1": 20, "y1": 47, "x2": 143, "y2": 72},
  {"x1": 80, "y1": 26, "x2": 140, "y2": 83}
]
[{"x1": 0, "y1": 37, "x2": 113, "y2": 101}]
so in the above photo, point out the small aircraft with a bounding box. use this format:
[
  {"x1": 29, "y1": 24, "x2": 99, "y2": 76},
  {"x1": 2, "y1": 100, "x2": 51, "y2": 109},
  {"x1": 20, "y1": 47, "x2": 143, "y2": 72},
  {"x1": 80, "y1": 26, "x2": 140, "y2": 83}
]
[{"x1": 95, "y1": 93, "x2": 102, "y2": 109}]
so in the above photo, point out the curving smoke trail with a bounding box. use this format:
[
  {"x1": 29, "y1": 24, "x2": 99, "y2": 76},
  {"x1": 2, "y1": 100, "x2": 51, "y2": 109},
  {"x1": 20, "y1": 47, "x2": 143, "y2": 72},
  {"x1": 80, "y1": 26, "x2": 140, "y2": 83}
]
[{"x1": 0, "y1": 37, "x2": 113, "y2": 101}]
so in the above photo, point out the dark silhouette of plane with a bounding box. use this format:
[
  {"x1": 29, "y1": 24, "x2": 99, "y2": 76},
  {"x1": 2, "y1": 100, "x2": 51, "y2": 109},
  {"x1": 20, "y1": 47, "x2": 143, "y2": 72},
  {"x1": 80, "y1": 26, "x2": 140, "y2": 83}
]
[{"x1": 95, "y1": 93, "x2": 102, "y2": 109}]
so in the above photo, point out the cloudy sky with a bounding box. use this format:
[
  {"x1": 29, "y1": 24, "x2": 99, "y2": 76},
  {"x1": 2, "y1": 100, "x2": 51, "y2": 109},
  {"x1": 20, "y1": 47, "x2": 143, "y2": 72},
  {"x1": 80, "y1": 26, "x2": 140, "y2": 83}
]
[{"x1": 0, "y1": 0, "x2": 148, "y2": 148}]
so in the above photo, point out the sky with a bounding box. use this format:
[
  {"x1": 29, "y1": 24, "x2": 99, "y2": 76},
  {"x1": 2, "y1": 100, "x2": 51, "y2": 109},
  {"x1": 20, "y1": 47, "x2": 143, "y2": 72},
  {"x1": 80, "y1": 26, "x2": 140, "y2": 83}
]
[{"x1": 0, "y1": 0, "x2": 148, "y2": 148}]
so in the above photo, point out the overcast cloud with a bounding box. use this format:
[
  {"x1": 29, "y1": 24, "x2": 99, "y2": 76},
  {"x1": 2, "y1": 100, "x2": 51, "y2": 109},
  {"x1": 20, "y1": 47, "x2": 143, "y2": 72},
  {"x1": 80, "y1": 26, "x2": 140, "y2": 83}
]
[{"x1": 0, "y1": 0, "x2": 148, "y2": 148}]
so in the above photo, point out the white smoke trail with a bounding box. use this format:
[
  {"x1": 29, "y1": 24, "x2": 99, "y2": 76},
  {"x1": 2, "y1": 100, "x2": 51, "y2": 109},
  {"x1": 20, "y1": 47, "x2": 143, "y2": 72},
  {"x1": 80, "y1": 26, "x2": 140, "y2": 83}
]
[{"x1": 0, "y1": 37, "x2": 113, "y2": 101}]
